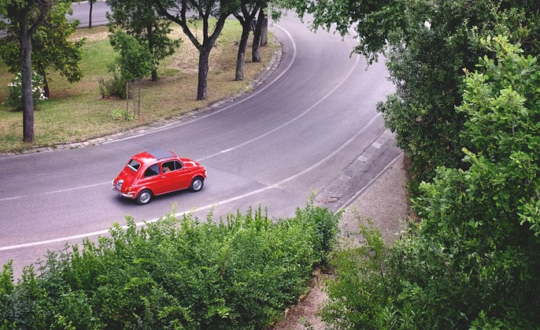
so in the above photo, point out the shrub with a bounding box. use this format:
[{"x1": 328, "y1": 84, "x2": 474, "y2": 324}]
[
  {"x1": 0, "y1": 203, "x2": 339, "y2": 329},
  {"x1": 110, "y1": 108, "x2": 134, "y2": 121},
  {"x1": 97, "y1": 64, "x2": 126, "y2": 99},
  {"x1": 5, "y1": 72, "x2": 47, "y2": 110}
]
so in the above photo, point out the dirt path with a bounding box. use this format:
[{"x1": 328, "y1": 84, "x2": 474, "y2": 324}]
[{"x1": 272, "y1": 154, "x2": 408, "y2": 330}]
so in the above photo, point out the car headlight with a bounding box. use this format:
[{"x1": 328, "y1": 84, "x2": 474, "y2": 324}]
[{"x1": 116, "y1": 180, "x2": 124, "y2": 191}]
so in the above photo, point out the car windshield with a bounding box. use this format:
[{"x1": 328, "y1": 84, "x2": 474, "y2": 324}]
[{"x1": 127, "y1": 159, "x2": 141, "y2": 171}]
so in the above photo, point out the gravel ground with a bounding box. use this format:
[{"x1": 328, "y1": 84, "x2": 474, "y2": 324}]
[{"x1": 272, "y1": 154, "x2": 409, "y2": 330}]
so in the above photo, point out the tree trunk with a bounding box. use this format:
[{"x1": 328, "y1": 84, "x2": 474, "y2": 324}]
[
  {"x1": 89, "y1": 1, "x2": 93, "y2": 29},
  {"x1": 252, "y1": 8, "x2": 264, "y2": 63},
  {"x1": 147, "y1": 24, "x2": 158, "y2": 81},
  {"x1": 235, "y1": 22, "x2": 251, "y2": 81},
  {"x1": 42, "y1": 71, "x2": 50, "y2": 99},
  {"x1": 20, "y1": 16, "x2": 34, "y2": 143},
  {"x1": 126, "y1": 81, "x2": 129, "y2": 119},
  {"x1": 197, "y1": 48, "x2": 210, "y2": 100},
  {"x1": 260, "y1": 16, "x2": 268, "y2": 46}
]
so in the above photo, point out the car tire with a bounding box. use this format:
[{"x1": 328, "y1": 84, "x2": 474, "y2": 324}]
[
  {"x1": 137, "y1": 189, "x2": 152, "y2": 205},
  {"x1": 190, "y1": 177, "x2": 204, "y2": 192}
]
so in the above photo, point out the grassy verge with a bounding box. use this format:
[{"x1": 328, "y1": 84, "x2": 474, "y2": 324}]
[{"x1": 0, "y1": 21, "x2": 277, "y2": 153}]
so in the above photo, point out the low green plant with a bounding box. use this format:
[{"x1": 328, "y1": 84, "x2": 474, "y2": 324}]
[
  {"x1": 5, "y1": 72, "x2": 47, "y2": 110},
  {"x1": 110, "y1": 108, "x2": 134, "y2": 121},
  {"x1": 0, "y1": 202, "x2": 339, "y2": 329},
  {"x1": 97, "y1": 64, "x2": 126, "y2": 99}
]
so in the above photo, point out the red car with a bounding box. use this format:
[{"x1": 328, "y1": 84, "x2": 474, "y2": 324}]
[{"x1": 113, "y1": 149, "x2": 207, "y2": 205}]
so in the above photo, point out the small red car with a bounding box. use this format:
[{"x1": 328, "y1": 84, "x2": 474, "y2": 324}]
[{"x1": 112, "y1": 149, "x2": 207, "y2": 205}]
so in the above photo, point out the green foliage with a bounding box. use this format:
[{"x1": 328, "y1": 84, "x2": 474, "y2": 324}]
[
  {"x1": 109, "y1": 30, "x2": 154, "y2": 82},
  {"x1": 286, "y1": 0, "x2": 540, "y2": 191},
  {"x1": 153, "y1": 0, "x2": 233, "y2": 100},
  {"x1": 0, "y1": 0, "x2": 84, "y2": 97},
  {"x1": 320, "y1": 38, "x2": 540, "y2": 329},
  {"x1": 6, "y1": 72, "x2": 47, "y2": 109},
  {"x1": 110, "y1": 108, "x2": 134, "y2": 121},
  {"x1": 97, "y1": 63, "x2": 127, "y2": 99},
  {"x1": 106, "y1": 0, "x2": 181, "y2": 81},
  {"x1": 319, "y1": 218, "x2": 391, "y2": 329},
  {"x1": 0, "y1": 203, "x2": 339, "y2": 329}
]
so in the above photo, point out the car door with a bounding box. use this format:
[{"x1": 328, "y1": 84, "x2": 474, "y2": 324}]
[
  {"x1": 138, "y1": 163, "x2": 169, "y2": 195},
  {"x1": 160, "y1": 160, "x2": 191, "y2": 193}
]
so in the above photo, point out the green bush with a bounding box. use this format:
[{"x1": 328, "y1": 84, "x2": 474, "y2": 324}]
[
  {"x1": 319, "y1": 37, "x2": 540, "y2": 330},
  {"x1": 5, "y1": 72, "x2": 47, "y2": 110},
  {"x1": 110, "y1": 108, "x2": 134, "y2": 121},
  {"x1": 0, "y1": 203, "x2": 339, "y2": 329},
  {"x1": 97, "y1": 63, "x2": 127, "y2": 99}
]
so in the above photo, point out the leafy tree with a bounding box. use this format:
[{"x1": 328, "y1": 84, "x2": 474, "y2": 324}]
[
  {"x1": 109, "y1": 31, "x2": 153, "y2": 82},
  {"x1": 321, "y1": 37, "x2": 540, "y2": 330},
  {"x1": 0, "y1": 0, "x2": 56, "y2": 143},
  {"x1": 152, "y1": 0, "x2": 237, "y2": 100},
  {"x1": 0, "y1": 1, "x2": 84, "y2": 99},
  {"x1": 106, "y1": 0, "x2": 180, "y2": 81},
  {"x1": 109, "y1": 30, "x2": 153, "y2": 118},
  {"x1": 284, "y1": 0, "x2": 540, "y2": 190},
  {"x1": 232, "y1": 0, "x2": 262, "y2": 80}
]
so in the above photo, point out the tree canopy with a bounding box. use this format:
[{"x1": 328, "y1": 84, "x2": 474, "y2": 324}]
[
  {"x1": 278, "y1": 0, "x2": 540, "y2": 328},
  {"x1": 106, "y1": 0, "x2": 180, "y2": 81},
  {"x1": 0, "y1": 1, "x2": 84, "y2": 98},
  {"x1": 0, "y1": 0, "x2": 57, "y2": 142},
  {"x1": 321, "y1": 36, "x2": 540, "y2": 329},
  {"x1": 109, "y1": 30, "x2": 153, "y2": 82},
  {"x1": 285, "y1": 0, "x2": 540, "y2": 189},
  {"x1": 152, "y1": 0, "x2": 237, "y2": 100}
]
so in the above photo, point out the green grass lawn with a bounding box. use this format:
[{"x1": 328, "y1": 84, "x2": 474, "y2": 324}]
[{"x1": 0, "y1": 21, "x2": 277, "y2": 153}]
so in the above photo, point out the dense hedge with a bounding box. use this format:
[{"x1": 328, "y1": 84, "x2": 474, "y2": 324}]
[{"x1": 0, "y1": 203, "x2": 339, "y2": 329}]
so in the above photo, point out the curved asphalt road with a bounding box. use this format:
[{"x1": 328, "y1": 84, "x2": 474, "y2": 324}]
[{"x1": 0, "y1": 8, "x2": 397, "y2": 275}]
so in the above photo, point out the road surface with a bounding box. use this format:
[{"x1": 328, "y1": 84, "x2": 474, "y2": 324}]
[{"x1": 0, "y1": 5, "x2": 399, "y2": 277}]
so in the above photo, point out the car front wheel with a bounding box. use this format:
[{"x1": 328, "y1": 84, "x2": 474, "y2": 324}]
[
  {"x1": 190, "y1": 177, "x2": 204, "y2": 192},
  {"x1": 137, "y1": 189, "x2": 152, "y2": 205}
]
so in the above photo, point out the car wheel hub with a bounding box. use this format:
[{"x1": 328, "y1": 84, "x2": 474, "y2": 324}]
[{"x1": 139, "y1": 192, "x2": 151, "y2": 204}]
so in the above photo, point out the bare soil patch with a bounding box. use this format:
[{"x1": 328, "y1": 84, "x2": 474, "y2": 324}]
[{"x1": 272, "y1": 155, "x2": 409, "y2": 330}]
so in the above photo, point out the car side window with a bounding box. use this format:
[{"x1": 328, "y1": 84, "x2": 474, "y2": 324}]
[
  {"x1": 144, "y1": 164, "x2": 159, "y2": 177},
  {"x1": 162, "y1": 161, "x2": 182, "y2": 173}
]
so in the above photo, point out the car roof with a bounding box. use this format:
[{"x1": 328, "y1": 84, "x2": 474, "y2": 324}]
[
  {"x1": 132, "y1": 149, "x2": 177, "y2": 165},
  {"x1": 149, "y1": 149, "x2": 175, "y2": 160}
]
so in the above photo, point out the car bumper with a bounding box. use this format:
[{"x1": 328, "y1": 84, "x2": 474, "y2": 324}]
[{"x1": 112, "y1": 182, "x2": 136, "y2": 199}]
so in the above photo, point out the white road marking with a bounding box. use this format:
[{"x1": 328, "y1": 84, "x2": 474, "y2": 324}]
[
  {"x1": 0, "y1": 182, "x2": 111, "y2": 202},
  {"x1": 207, "y1": 55, "x2": 361, "y2": 161},
  {"x1": 0, "y1": 114, "x2": 382, "y2": 252},
  {"x1": 274, "y1": 114, "x2": 382, "y2": 187},
  {"x1": 103, "y1": 24, "x2": 299, "y2": 145},
  {"x1": 43, "y1": 182, "x2": 111, "y2": 195},
  {"x1": 0, "y1": 25, "x2": 382, "y2": 252},
  {"x1": 0, "y1": 196, "x2": 23, "y2": 202}
]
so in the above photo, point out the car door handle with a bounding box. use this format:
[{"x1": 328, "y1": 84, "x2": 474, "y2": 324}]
[{"x1": 161, "y1": 176, "x2": 166, "y2": 179}]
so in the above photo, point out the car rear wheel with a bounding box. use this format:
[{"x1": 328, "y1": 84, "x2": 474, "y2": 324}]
[
  {"x1": 137, "y1": 189, "x2": 152, "y2": 205},
  {"x1": 190, "y1": 177, "x2": 204, "y2": 192}
]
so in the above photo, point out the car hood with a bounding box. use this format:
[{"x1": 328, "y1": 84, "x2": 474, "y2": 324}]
[{"x1": 181, "y1": 158, "x2": 203, "y2": 168}]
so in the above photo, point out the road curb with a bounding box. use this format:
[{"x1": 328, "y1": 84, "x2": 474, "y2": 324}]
[
  {"x1": 0, "y1": 37, "x2": 283, "y2": 157},
  {"x1": 316, "y1": 130, "x2": 403, "y2": 211}
]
